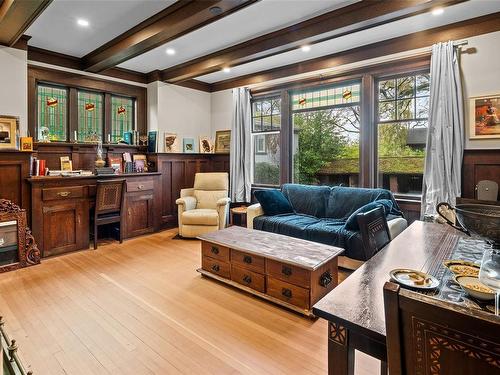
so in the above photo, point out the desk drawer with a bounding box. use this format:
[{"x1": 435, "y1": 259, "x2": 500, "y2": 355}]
[
  {"x1": 202, "y1": 256, "x2": 230, "y2": 279},
  {"x1": 267, "y1": 277, "x2": 310, "y2": 310},
  {"x1": 231, "y1": 249, "x2": 265, "y2": 273},
  {"x1": 126, "y1": 180, "x2": 153, "y2": 192},
  {"x1": 42, "y1": 186, "x2": 84, "y2": 201},
  {"x1": 231, "y1": 265, "x2": 265, "y2": 293},
  {"x1": 267, "y1": 260, "x2": 310, "y2": 288},
  {"x1": 201, "y1": 241, "x2": 230, "y2": 262}
]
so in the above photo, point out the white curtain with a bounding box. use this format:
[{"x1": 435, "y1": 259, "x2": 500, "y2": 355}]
[
  {"x1": 421, "y1": 41, "x2": 464, "y2": 219},
  {"x1": 230, "y1": 87, "x2": 252, "y2": 203}
]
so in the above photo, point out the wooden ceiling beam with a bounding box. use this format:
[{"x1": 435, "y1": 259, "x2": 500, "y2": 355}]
[
  {"x1": 0, "y1": 0, "x2": 52, "y2": 46},
  {"x1": 159, "y1": 0, "x2": 467, "y2": 83},
  {"x1": 82, "y1": 0, "x2": 259, "y2": 73},
  {"x1": 209, "y1": 12, "x2": 500, "y2": 92}
]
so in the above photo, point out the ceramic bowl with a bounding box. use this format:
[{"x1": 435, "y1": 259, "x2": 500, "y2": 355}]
[{"x1": 455, "y1": 275, "x2": 495, "y2": 301}]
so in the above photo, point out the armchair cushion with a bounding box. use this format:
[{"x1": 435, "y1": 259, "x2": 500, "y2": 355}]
[
  {"x1": 194, "y1": 190, "x2": 228, "y2": 209},
  {"x1": 182, "y1": 209, "x2": 219, "y2": 226},
  {"x1": 344, "y1": 199, "x2": 402, "y2": 231},
  {"x1": 175, "y1": 196, "x2": 197, "y2": 211},
  {"x1": 254, "y1": 190, "x2": 294, "y2": 216}
]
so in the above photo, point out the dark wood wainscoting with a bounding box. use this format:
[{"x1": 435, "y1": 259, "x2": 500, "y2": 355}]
[
  {"x1": 462, "y1": 149, "x2": 500, "y2": 200},
  {"x1": 0, "y1": 151, "x2": 32, "y2": 211},
  {"x1": 148, "y1": 153, "x2": 230, "y2": 228}
]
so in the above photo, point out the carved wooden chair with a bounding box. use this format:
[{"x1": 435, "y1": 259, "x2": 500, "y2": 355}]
[
  {"x1": 357, "y1": 206, "x2": 391, "y2": 256},
  {"x1": 93, "y1": 179, "x2": 125, "y2": 249},
  {"x1": 383, "y1": 281, "x2": 500, "y2": 375}
]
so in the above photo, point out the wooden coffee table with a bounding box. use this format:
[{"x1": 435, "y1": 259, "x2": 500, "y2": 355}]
[{"x1": 197, "y1": 226, "x2": 344, "y2": 316}]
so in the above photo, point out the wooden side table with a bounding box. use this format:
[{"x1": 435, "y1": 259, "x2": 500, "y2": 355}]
[{"x1": 230, "y1": 206, "x2": 248, "y2": 227}]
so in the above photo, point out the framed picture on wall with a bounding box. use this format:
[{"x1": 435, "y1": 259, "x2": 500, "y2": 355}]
[
  {"x1": 215, "y1": 130, "x2": 231, "y2": 153},
  {"x1": 0, "y1": 116, "x2": 18, "y2": 150},
  {"x1": 469, "y1": 94, "x2": 500, "y2": 139}
]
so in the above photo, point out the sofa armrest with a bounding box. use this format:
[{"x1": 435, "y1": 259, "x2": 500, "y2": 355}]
[
  {"x1": 175, "y1": 196, "x2": 197, "y2": 211},
  {"x1": 387, "y1": 217, "x2": 408, "y2": 240},
  {"x1": 247, "y1": 203, "x2": 264, "y2": 229}
]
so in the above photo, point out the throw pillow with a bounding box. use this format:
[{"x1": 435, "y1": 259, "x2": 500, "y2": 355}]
[
  {"x1": 344, "y1": 199, "x2": 399, "y2": 231},
  {"x1": 254, "y1": 190, "x2": 294, "y2": 216}
]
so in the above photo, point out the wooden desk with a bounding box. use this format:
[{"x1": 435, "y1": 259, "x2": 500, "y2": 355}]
[
  {"x1": 312, "y1": 221, "x2": 462, "y2": 375},
  {"x1": 28, "y1": 173, "x2": 161, "y2": 257}
]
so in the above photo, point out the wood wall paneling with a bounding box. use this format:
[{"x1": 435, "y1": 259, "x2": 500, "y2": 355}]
[{"x1": 462, "y1": 149, "x2": 500, "y2": 200}]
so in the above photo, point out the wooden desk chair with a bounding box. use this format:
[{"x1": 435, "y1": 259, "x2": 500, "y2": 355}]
[
  {"x1": 357, "y1": 206, "x2": 391, "y2": 256},
  {"x1": 383, "y1": 281, "x2": 500, "y2": 375},
  {"x1": 93, "y1": 179, "x2": 125, "y2": 249}
]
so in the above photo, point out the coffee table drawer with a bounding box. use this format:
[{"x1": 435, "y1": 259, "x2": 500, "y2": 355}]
[
  {"x1": 267, "y1": 260, "x2": 310, "y2": 287},
  {"x1": 231, "y1": 249, "x2": 265, "y2": 273},
  {"x1": 201, "y1": 241, "x2": 230, "y2": 262},
  {"x1": 267, "y1": 277, "x2": 310, "y2": 310},
  {"x1": 231, "y1": 265, "x2": 265, "y2": 293},
  {"x1": 202, "y1": 256, "x2": 230, "y2": 279}
]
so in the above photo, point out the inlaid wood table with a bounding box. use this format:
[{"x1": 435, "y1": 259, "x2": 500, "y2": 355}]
[
  {"x1": 312, "y1": 221, "x2": 469, "y2": 375},
  {"x1": 198, "y1": 226, "x2": 344, "y2": 316}
]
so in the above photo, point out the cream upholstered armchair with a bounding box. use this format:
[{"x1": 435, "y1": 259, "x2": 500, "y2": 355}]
[{"x1": 175, "y1": 172, "x2": 230, "y2": 238}]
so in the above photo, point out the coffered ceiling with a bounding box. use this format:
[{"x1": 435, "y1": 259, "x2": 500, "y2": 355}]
[{"x1": 2, "y1": 0, "x2": 499, "y2": 90}]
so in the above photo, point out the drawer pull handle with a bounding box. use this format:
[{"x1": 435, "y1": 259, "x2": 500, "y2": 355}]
[
  {"x1": 242, "y1": 275, "x2": 252, "y2": 284},
  {"x1": 282, "y1": 265, "x2": 292, "y2": 276},
  {"x1": 282, "y1": 288, "x2": 292, "y2": 298},
  {"x1": 138, "y1": 184, "x2": 144, "y2": 190},
  {"x1": 0, "y1": 238, "x2": 4, "y2": 246},
  {"x1": 211, "y1": 246, "x2": 219, "y2": 255},
  {"x1": 211, "y1": 264, "x2": 220, "y2": 272},
  {"x1": 243, "y1": 255, "x2": 252, "y2": 264},
  {"x1": 319, "y1": 271, "x2": 333, "y2": 287},
  {"x1": 57, "y1": 191, "x2": 71, "y2": 197}
]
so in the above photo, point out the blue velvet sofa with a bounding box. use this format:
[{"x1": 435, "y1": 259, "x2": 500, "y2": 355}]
[{"x1": 247, "y1": 184, "x2": 407, "y2": 262}]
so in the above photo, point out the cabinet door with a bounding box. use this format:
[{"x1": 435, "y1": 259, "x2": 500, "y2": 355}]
[
  {"x1": 124, "y1": 192, "x2": 154, "y2": 238},
  {"x1": 42, "y1": 201, "x2": 88, "y2": 256}
]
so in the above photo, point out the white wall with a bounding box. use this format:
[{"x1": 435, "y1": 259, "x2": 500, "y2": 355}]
[
  {"x1": 0, "y1": 46, "x2": 27, "y2": 135},
  {"x1": 210, "y1": 89, "x2": 232, "y2": 136},
  {"x1": 461, "y1": 31, "x2": 500, "y2": 149}
]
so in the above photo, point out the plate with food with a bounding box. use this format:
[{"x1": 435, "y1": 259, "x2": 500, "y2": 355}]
[
  {"x1": 455, "y1": 275, "x2": 495, "y2": 301},
  {"x1": 443, "y1": 260, "x2": 480, "y2": 277},
  {"x1": 389, "y1": 269, "x2": 440, "y2": 290}
]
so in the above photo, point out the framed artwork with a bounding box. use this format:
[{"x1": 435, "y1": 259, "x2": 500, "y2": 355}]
[
  {"x1": 215, "y1": 130, "x2": 231, "y2": 153},
  {"x1": 0, "y1": 116, "x2": 18, "y2": 149},
  {"x1": 147, "y1": 131, "x2": 157, "y2": 153},
  {"x1": 199, "y1": 136, "x2": 213, "y2": 154},
  {"x1": 469, "y1": 95, "x2": 500, "y2": 139},
  {"x1": 164, "y1": 133, "x2": 180, "y2": 153},
  {"x1": 20, "y1": 137, "x2": 33, "y2": 152},
  {"x1": 183, "y1": 138, "x2": 195, "y2": 153}
]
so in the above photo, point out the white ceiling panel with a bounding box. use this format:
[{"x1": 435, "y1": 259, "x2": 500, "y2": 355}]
[
  {"x1": 118, "y1": 0, "x2": 357, "y2": 73},
  {"x1": 195, "y1": 0, "x2": 500, "y2": 83},
  {"x1": 27, "y1": 0, "x2": 175, "y2": 57}
]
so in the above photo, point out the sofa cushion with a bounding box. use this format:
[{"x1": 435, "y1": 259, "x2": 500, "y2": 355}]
[
  {"x1": 281, "y1": 184, "x2": 330, "y2": 218},
  {"x1": 325, "y1": 186, "x2": 398, "y2": 220},
  {"x1": 344, "y1": 199, "x2": 402, "y2": 231},
  {"x1": 253, "y1": 214, "x2": 321, "y2": 238},
  {"x1": 254, "y1": 190, "x2": 294, "y2": 216},
  {"x1": 182, "y1": 209, "x2": 219, "y2": 225}
]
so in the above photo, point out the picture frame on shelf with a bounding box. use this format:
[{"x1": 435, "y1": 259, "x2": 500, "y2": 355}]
[
  {"x1": 0, "y1": 116, "x2": 18, "y2": 150},
  {"x1": 123, "y1": 131, "x2": 133, "y2": 145},
  {"x1": 132, "y1": 154, "x2": 148, "y2": 172},
  {"x1": 469, "y1": 94, "x2": 500, "y2": 139},
  {"x1": 107, "y1": 155, "x2": 122, "y2": 174},
  {"x1": 147, "y1": 131, "x2": 157, "y2": 153},
  {"x1": 199, "y1": 136, "x2": 213, "y2": 154},
  {"x1": 215, "y1": 130, "x2": 231, "y2": 153},
  {"x1": 164, "y1": 133, "x2": 180, "y2": 153},
  {"x1": 20, "y1": 137, "x2": 33, "y2": 152},
  {"x1": 183, "y1": 138, "x2": 195, "y2": 153}
]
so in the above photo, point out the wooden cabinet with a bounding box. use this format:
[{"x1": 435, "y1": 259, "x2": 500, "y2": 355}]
[
  {"x1": 42, "y1": 200, "x2": 88, "y2": 256},
  {"x1": 124, "y1": 191, "x2": 154, "y2": 238}
]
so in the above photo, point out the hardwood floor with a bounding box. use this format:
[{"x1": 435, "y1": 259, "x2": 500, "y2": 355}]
[{"x1": 0, "y1": 229, "x2": 380, "y2": 374}]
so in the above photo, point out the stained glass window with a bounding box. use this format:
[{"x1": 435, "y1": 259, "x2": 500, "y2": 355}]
[
  {"x1": 111, "y1": 96, "x2": 134, "y2": 143},
  {"x1": 291, "y1": 83, "x2": 360, "y2": 111},
  {"x1": 77, "y1": 91, "x2": 103, "y2": 142},
  {"x1": 37, "y1": 85, "x2": 68, "y2": 141}
]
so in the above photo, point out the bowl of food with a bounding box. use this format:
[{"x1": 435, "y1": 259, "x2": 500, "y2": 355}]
[
  {"x1": 443, "y1": 260, "x2": 480, "y2": 277},
  {"x1": 455, "y1": 275, "x2": 495, "y2": 301},
  {"x1": 437, "y1": 202, "x2": 500, "y2": 247}
]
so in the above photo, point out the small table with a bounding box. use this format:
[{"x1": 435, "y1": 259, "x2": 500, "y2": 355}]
[
  {"x1": 198, "y1": 226, "x2": 344, "y2": 316},
  {"x1": 312, "y1": 221, "x2": 465, "y2": 375},
  {"x1": 230, "y1": 206, "x2": 247, "y2": 227}
]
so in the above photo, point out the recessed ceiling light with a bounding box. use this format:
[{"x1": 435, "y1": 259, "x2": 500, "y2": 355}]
[
  {"x1": 166, "y1": 48, "x2": 176, "y2": 55},
  {"x1": 77, "y1": 18, "x2": 89, "y2": 27},
  {"x1": 223, "y1": 67, "x2": 231, "y2": 73},
  {"x1": 301, "y1": 45, "x2": 311, "y2": 52},
  {"x1": 431, "y1": 7, "x2": 444, "y2": 16}
]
